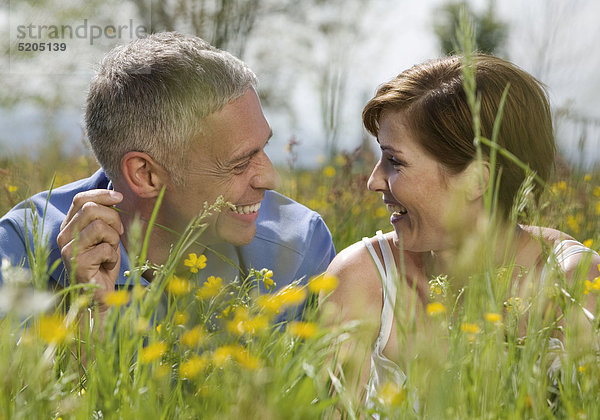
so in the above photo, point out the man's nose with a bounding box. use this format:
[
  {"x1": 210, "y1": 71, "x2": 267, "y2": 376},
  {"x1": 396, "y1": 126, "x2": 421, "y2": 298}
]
[{"x1": 252, "y1": 151, "x2": 280, "y2": 190}]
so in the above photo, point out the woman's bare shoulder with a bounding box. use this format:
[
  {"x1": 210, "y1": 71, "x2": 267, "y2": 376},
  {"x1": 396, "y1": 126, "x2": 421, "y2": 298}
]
[
  {"x1": 324, "y1": 235, "x2": 386, "y2": 323},
  {"x1": 519, "y1": 224, "x2": 574, "y2": 244},
  {"x1": 327, "y1": 237, "x2": 381, "y2": 289}
]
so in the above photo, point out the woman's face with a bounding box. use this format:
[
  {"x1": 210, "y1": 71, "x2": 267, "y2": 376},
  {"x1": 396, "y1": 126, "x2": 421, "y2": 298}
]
[{"x1": 368, "y1": 109, "x2": 469, "y2": 253}]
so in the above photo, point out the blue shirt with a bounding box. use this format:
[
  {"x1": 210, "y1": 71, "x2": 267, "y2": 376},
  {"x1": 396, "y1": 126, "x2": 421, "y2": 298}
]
[{"x1": 0, "y1": 170, "x2": 336, "y2": 303}]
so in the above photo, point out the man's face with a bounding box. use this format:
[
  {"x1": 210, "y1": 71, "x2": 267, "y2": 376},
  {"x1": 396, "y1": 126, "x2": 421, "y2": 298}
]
[{"x1": 162, "y1": 87, "x2": 278, "y2": 247}]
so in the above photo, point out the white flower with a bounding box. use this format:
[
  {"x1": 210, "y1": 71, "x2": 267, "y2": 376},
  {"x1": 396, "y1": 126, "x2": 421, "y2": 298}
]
[{"x1": 0, "y1": 258, "x2": 54, "y2": 317}]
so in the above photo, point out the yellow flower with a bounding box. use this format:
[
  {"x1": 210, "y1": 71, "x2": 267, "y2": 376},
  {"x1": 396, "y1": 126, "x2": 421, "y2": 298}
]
[
  {"x1": 426, "y1": 302, "x2": 446, "y2": 316},
  {"x1": 504, "y1": 297, "x2": 525, "y2": 314},
  {"x1": 583, "y1": 239, "x2": 593, "y2": 248},
  {"x1": 214, "y1": 345, "x2": 261, "y2": 370},
  {"x1": 594, "y1": 186, "x2": 600, "y2": 198},
  {"x1": 334, "y1": 154, "x2": 347, "y2": 166},
  {"x1": 180, "y1": 355, "x2": 208, "y2": 379},
  {"x1": 288, "y1": 321, "x2": 318, "y2": 339},
  {"x1": 173, "y1": 310, "x2": 189, "y2": 325},
  {"x1": 377, "y1": 382, "x2": 407, "y2": 406},
  {"x1": 257, "y1": 294, "x2": 284, "y2": 314},
  {"x1": 484, "y1": 312, "x2": 502, "y2": 324},
  {"x1": 375, "y1": 207, "x2": 388, "y2": 218},
  {"x1": 276, "y1": 285, "x2": 307, "y2": 306},
  {"x1": 156, "y1": 323, "x2": 162, "y2": 334},
  {"x1": 166, "y1": 275, "x2": 191, "y2": 296},
  {"x1": 567, "y1": 214, "x2": 581, "y2": 235},
  {"x1": 429, "y1": 284, "x2": 443, "y2": 295},
  {"x1": 261, "y1": 269, "x2": 274, "y2": 290},
  {"x1": 38, "y1": 314, "x2": 70, "y2": 345},
  {"x1": 212, "y1": 345, "x2": 237, "y2": 367},
  {"x1": 584, "y1": 276, "x2": 600, "y2": 295},
  {"x1": 552, "y1": 181, "x2": 567, "y2": 192},
  {"x1": 140, "y1": 341, "x2": 167, "y2": 363},
  {"x1": 226, "y1": 308, "x2": 269, "y2": 335},
  {"x1": 234, "y1": 348, "x2": 261, "y2": 370},
  {"x1": 180, "y1": 326, "x2": 205, "y2": 348},
  {"x1": 308, "y1": 273, "x2": 338, "y2": 294},
  {"x1": 102, "y1": 290, "x2": 130, "y2": 307},
  {"x1": 220, "y1": 305, "x2": 232, "y2": 318},
  {"x1": 196, "y1": 276, "x2": 223, "y2": 299},
  {"x1": 257, "y1": 285, "x2": 307, "y2": 315},
  {"x1": 323, "y1": 166, "x2": 336, "y2": 178},
  {"x1": 460, "y1": 323, "x2": 480, "y2": 334},
  {"x1": 584, "y1": 174, "x2": 592, "y2": 182},
  {"x1": 8, "y1": 185, "x2": 18, "y2": 193},
  {"x1": 183, "y1": 253, "x2": 207, "y2": 273}
]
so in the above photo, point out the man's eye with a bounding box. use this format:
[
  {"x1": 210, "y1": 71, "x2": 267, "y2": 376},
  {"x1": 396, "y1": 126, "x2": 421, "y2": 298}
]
[{"x1": 233, "y1": 161, "x2": 251, "y2": 172}]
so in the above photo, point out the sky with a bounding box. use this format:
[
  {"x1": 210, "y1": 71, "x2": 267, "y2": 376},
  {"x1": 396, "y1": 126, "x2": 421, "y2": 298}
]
[{"x1": 1, "y1": 0, "x2": 599, "y2": 168}]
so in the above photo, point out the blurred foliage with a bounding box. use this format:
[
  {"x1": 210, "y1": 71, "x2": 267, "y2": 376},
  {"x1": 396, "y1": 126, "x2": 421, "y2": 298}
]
[
  {"x1": 433, "y1": 0, "x2": 509, "y2": 55},
  {"x1": 2, "y1": 141, "x2": 600, "y2": 254},
  {"x1": 0, "y1": 144, "x2": 99, "y2": 214}
]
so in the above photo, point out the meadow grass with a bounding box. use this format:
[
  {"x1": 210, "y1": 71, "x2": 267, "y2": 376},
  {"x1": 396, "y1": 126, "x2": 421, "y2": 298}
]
[{"x1": 1, "y1": 142, "x2": 600, "y2": 419}]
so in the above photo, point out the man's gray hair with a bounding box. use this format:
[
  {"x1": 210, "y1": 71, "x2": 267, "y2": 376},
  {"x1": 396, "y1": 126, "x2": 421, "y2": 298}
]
[{"x1": 85, "y1": 32, "x2": 257, "y2": 185}]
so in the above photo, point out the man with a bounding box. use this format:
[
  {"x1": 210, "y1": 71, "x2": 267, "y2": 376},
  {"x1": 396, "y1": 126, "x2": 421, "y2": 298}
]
[{"x1": 0, "y1": 32, "x2": 335, "y2": 319}]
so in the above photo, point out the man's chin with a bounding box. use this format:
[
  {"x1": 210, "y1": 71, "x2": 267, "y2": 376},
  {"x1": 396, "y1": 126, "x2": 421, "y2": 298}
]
[{"x1": 219, "y1": 224, "x2": 257, "y2": 247}]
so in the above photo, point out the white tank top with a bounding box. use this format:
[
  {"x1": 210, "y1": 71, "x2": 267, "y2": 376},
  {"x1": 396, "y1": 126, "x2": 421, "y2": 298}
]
[{"x1": 362, "y1": 230, "x2": 405, "y2": 407}]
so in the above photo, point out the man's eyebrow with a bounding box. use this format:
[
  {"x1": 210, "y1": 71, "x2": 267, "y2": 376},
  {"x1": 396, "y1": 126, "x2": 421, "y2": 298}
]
[{"x1": 229, "y1": 129, "x2": 273, "y2": 164}]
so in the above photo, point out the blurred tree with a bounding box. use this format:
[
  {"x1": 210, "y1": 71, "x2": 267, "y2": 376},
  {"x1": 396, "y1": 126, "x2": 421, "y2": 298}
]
[
  {"x1": 128, "y1": 0, "x2": 266, "y2": 58},
  {"x1": 433, "y1": 0, "x2": 508, "y2": 56}
]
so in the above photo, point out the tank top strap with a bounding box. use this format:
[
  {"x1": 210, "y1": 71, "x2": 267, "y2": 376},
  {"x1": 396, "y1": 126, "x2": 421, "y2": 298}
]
[
  {"x1": 554, "y1": 240, "x2": 595, "y2": 265},
  {"x1": 541, "y1": 239, "x2": 598, "y2": 281},
  {"x1": 362, "y1": 235, "x2": 387, "y2": 284},
  {"x1": 362, "y1": 231, "x2": 398, "y2": 354},
  {"x1": 540, "y1": 239, "x2": 598, "y2": 322},
  {"x1": 375, "y1": 230, "x2": 398, "y2": 353}
]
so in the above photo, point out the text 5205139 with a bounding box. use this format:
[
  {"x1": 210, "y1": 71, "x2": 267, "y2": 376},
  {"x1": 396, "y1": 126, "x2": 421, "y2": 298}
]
[{"x1": 17, "y1": 42, "x2": 67, "y2": 52}]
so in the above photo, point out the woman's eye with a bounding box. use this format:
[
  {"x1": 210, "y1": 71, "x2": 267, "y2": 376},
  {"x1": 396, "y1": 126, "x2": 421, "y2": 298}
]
[{"x1": 387, "y1": 157, "x2": 405, "y2": 167}]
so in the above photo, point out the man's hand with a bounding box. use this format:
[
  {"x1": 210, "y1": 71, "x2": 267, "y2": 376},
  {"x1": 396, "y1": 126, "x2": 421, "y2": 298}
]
[{"x1": 57, "y1": 190, "x2": 124, "y2": 307}]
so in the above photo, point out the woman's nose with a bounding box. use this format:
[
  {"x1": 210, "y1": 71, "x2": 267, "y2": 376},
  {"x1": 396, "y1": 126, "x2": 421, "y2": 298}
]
[{"x1": 367, "y1": 160, "x2": 387, "y2": 192}]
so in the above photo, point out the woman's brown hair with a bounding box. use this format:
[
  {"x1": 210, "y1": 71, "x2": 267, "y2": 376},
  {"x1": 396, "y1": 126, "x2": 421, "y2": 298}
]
[{"x1": 363, "y1": 54, "x2": 555, "y2": 218}]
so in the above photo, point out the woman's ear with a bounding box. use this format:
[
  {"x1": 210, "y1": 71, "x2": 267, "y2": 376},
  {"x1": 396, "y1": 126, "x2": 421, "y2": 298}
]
[
  {"x1": 462, "y1": 160, "x2": 490, "y2": 201},
  {"x1": 120, "y1": 152, "x2": 169, "y2": 198}
]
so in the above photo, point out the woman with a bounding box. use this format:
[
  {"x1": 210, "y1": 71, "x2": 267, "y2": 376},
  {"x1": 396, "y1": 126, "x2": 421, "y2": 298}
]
[{"x1": 324, "y1": 54, "x2": 600, "y2": 405}]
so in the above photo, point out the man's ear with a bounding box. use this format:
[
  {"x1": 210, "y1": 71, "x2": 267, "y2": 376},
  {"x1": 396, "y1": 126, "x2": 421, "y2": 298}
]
[
  {"x1": 120, "y1": 152, "x2": 169, "y2": 198},
  {"x1": 462, "y1": 160, "x2": 490, "y2": 201}
]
